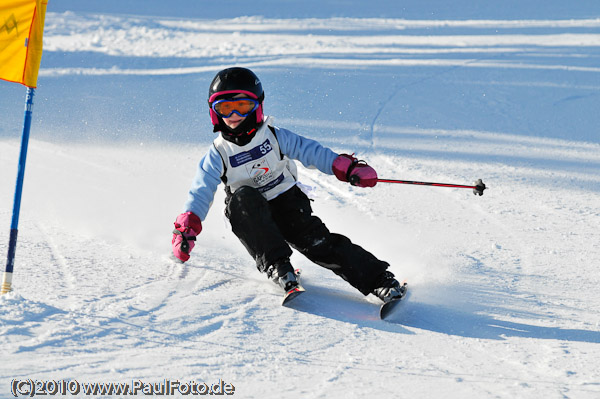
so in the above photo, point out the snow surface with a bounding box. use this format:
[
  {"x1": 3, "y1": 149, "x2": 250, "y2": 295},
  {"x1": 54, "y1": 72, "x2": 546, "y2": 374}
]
[{"x1": 1, "y1": 1, "x2": 600, "y2": 398}]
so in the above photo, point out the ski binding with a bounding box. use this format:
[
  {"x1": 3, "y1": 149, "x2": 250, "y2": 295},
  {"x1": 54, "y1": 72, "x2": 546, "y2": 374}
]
[
  {"x1": 282, "y1": 285, "x2": 305, "y2": 305},
  {"x1": 379, "y1": 280, "x2": 408, "y2": 320},
  {"x1": 281, "y1": 269, "x2": 305, "y2": 306}
]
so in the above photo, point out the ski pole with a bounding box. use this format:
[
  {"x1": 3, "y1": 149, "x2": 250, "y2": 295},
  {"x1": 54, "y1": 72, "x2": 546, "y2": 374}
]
[
  {"x1": 376, "y1": 178, "x2": 487, "y2": 196},
  {"x1": 349, "y1": 175, "x2": 486, "y2": 195}
]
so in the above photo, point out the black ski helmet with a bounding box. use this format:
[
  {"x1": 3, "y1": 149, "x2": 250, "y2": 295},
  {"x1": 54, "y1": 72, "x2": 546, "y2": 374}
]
[{"x1": 208, "y1": 67, "x2": 264, "y2": 125}]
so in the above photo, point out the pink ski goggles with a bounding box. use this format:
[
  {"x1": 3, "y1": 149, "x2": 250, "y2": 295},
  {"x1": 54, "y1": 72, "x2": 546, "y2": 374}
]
[
  {"x1": 212, "y1": 98, "x2": 259, "y2": 118},
  {"x1": 209, "y1": 90, "x2": 264, "y2": 124}
]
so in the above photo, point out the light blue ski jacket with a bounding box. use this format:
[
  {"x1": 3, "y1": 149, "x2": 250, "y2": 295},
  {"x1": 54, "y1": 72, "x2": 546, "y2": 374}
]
[{"x1": 184, "y1": 119, "x2": 339, "y2": 220}]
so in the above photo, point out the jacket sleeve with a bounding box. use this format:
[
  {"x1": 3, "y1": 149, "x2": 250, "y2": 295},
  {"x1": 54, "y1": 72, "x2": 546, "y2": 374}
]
[
  {"x1": 273, "y1": 126, "x2": 339, "y2": 175},
  {"x1": 184, "y1": 145, "x2": 224, "y2": 220}
]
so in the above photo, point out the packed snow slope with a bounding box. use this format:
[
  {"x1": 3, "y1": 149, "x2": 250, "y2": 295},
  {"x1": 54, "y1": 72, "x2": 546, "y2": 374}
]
[{"x1": 1, "y1": 1, "x2": 600, "y2": 398}]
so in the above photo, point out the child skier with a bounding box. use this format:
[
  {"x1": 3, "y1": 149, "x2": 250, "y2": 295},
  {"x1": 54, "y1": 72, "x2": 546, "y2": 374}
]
[{"x1": 172, "y1": 67, "x2": 404, "y2": 305}]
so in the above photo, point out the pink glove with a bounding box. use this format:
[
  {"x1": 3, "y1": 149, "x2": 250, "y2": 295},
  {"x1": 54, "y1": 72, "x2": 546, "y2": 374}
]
[
  {"x1": 172, "y1": 212, "x2": 202, "y2": 262},
  {"x1": 332, "y1": 154, "x2": 378, "y2": 187}
]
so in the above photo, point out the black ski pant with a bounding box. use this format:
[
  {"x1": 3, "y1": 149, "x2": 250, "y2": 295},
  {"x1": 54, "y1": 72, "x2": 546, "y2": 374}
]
[{"x1": 225, "y1": 185, "x2": 389, "y2": 295}]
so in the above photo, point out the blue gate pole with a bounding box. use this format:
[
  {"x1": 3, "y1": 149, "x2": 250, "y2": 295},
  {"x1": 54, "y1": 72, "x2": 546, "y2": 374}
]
[{"x1": 2, "y1": 87, "x2": 35, "y2": 295}]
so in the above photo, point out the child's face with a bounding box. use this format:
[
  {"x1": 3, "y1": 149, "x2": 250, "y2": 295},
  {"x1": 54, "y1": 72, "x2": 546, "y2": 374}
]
[
  {"x1": 222, "y1": 113, "x2": 246, "y2": 130},
  {"x1": 222, "y1": 93, "x2": 247, "y2": 130}
]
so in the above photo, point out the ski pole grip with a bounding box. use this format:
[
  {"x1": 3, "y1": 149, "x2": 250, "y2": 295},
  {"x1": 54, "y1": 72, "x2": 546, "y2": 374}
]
[
  {"x1": 172, "y1": 229, "x2": 196, "y2": 253},
  {"x1": 349, "y1": 175, "x2": 360, "y2": 186}
]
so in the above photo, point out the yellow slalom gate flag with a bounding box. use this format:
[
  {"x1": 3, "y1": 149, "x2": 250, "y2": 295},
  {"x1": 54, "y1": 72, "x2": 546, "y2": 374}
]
[{"x1": 0, "y1": 0, "x2": 48, "y2": 88}]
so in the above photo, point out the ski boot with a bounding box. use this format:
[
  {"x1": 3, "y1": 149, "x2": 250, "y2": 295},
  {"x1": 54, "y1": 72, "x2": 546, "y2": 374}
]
[
  {"x1": 372, "y1": 271, "x2": 408, "y2": 319},
  {"x1": 265, "y1": 259, "x2": 304, "y2": 305},
  {"x1": 372, "y1": 271, "x2": 405, "y2": 302},
  {"x1": 266, "y1": 260, "x2": 299, "y2": 291}
]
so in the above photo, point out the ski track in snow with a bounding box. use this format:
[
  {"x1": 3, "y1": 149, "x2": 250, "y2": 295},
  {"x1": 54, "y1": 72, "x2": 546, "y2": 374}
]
[
  {"x1": 2, "y1": 3, "x2": 600, "y2": 398},
  {"x1": 39, "y1": 12, "x2": 600, "y2": 77}
]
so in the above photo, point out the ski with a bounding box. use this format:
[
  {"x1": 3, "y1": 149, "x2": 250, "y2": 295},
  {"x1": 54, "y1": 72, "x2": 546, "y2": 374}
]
[{"x1": 379, "y1": 280, "x2": 408, "y2": 320}]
